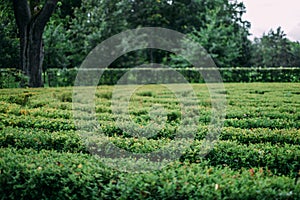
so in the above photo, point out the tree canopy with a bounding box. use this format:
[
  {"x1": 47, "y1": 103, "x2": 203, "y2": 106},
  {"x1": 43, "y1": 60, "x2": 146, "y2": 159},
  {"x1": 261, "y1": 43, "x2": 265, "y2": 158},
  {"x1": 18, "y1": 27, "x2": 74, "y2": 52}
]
[
  {"x1": 250, "y1": 27, "x2": 300, "y2": 67},
  {"x1": 1, "y1": 0, "x2": 300, "y2": 87}
]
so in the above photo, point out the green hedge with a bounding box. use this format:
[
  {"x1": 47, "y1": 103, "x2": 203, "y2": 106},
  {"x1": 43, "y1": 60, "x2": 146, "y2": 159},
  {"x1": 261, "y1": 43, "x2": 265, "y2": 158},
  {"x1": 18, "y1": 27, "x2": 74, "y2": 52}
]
[
  {"x1": 183, "y1": 140, "x2": 300, "y2": 175},
  {"x1": 107, "y1": 163, "x2": 300, "y2": 200},
  {"x1": 2, "y1": 125, "x2": 299, "y2": 152},
  {"x1": 0, "y1": 127, "x2": 86, "y2": 153},
  {"x1": 1, "y1": 148, "x2": 299, "y2": 200},
  {"x1": 0, "y1": 114, "x2": 75, "y2": 131},
  {"x1": 0, "y1": 68, "x2": 27, "y2": 88},
  {"x1": 1, "y1": 68, "x2": 300, "y2": 88},
  {"x1": 46, "y1": 67, "x2": 300, "y2": 87},
  {"x1": 220, "y1": 127, "x2": 300, "y2": 145},
  {"x1": 1, "y1": 83, "x2": 299, "y2": 199},
  {"x1": 1, "y1": 127, "x2": 299, "y2": 176},
  {"x1": 0, "y1": 148, "x2": 117, "y2": 200},
  {"x1": 225, "y1": 117, "x2": 300, "y2": 129}
]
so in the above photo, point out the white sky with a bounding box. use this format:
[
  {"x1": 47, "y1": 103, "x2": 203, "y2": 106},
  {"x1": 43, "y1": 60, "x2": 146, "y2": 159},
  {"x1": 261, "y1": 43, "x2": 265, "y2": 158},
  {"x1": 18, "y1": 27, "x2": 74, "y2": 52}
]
[{"x1": 239, "y1": 0, "x2": 300, "y2": 41}]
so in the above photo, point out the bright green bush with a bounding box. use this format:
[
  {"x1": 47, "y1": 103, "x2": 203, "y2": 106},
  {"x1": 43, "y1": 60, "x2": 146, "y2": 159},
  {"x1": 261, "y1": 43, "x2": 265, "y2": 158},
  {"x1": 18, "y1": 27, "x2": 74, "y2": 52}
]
[
  {"x1": 0, "y1": 148, "x2": 299, "y2": 200},
  {"x1": 0, "y1": 83, "x2": 300, "y2": 199},
  {"x1": 220, "y1": 127, "x2": 300, "y2": 145},
  {"x1": 0, "y1": 127, "x2": 86, "y2": 153},
  {"x1": 198, "y1": 141, "x2": 300, "y2": 175},
  {"x1": 0, "y1": 148, "x2": 117, "y2": 200},
  {"x1": 109, "y1": 162, "x2": 300, "y2": 200},
  {"x1": 0, "y1": 114, "x2": 75, "y2": 131}
]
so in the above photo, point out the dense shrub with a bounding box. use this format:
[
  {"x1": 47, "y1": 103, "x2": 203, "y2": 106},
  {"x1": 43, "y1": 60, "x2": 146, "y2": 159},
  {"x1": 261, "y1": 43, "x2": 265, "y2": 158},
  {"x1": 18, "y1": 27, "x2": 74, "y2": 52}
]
[
  {"x1": 2, "y1": 68, "x2": 300, "y2": 88},
  {"x1": 0, "y1": 148, "x2": 299, "y2": 200},
  {"x1": 0, "y1": 148, "x2": 117, "y2": 199},
  {"x1": 0, "y1": 127, "x2": 86, "y2": 153},
  {"x1": 45, "y1": 68, "x2": 300, "y2": 87},
  {"x1": 0, "y1": 83, "x2": 300, "y2": 199},
  {"x1": 0, "y1": 68, "x2": 27, "y2": 88}
]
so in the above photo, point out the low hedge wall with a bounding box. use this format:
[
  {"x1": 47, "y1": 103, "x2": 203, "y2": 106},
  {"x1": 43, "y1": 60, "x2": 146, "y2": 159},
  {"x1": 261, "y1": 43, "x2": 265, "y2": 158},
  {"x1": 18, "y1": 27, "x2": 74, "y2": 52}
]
[
  {"x1": 1, "y1": 67, "x2": 300, "y2": 88},
  {"x1": 1, "y1": 148, "x2": 299, "y2": 200},
  {"x1": 47, "y1": 67, "x2": 300, "y2": 87},
  {"x1": 1, "y1": 126, "x2": 300, "y2": 176}
]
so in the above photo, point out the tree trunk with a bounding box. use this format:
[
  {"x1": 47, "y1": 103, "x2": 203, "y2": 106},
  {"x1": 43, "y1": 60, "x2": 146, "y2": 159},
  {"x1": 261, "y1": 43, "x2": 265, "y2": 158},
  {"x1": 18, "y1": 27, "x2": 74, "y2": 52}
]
[{"x1": 13, "y1": 0, "x2": 58, "y2": 87}]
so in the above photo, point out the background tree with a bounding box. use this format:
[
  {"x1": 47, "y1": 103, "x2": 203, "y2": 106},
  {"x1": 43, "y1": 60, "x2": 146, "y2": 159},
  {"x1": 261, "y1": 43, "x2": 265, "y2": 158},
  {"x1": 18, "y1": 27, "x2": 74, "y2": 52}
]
[
  {"x1": 69, "y1": 0, "x2": 252, "y2": 68},
  {"x1": 43, "y1": 2, "x2": 77, "y2": 71},
  {"x1": 250, "y1": 27, "x2": 294, "y2": 67},
  {"x1": 168, "y1": 0, "x2": 251, "y2": 68},
  {"x1": 42, "y1": 0, "x2": 82, "y2": 73},
  {"x1": 68, "y1": 0, "x2": 129, "y2": 68},
  {"x1": 2, "y1": 0, "x2": 298, "y2": 86},
  {"x1": 13, "y1": 0, "x2": 58, "y2": 87},
  {"x1": 0, "y1": 1, "x2": 19, "y2": 69},
  {"x1": 43, "y1": 16, "x2": 71, "y2": 72},
  {"x1": 289, "y1": 41, "x2": 300, "y2": 67}
]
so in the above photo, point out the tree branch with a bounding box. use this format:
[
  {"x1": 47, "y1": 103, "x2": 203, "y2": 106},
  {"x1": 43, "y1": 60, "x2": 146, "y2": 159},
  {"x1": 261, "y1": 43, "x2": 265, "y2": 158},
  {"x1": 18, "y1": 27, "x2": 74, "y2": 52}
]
[
  {"x1": 34, "y1": 0, "x2": 58, "y2": 37},
  {"x1": 12, "y1": 0, "x2": 31, "y2": 30}
]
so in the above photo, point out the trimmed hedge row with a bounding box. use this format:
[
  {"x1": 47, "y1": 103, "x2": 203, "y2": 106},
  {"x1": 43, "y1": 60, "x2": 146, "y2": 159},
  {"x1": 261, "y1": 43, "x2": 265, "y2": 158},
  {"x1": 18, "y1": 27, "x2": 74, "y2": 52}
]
[
  {"x1": 47, "y1": 67, "x2": 300, "y2": 87},
  {"x1": 0, "y1": 68, "x2": 26, "y2": 89},
  {"x1": 0, "y1": 127, "x2": 86, "y2": 153},
  {"x1": 0, "y1": 148, "x2": 299, "y2": 200},
  {"x1": 220, "y1": 127, "x2": 300, "y2": 145},
  {"x1": 1, "y1": 127, "x2": 299, "y2": 176},
  {"x1": 107, "y1": 163, "x2": 300, "y2": 200},
  {"x1": 225, "y1": 117, "x2": 300, "y2": 129},
  {"x1": 1, "y1": 68, "x2": 300, "y2": 88},
  {"x1": 3, "y1": 113, "x2": 298, "y2": 144},
  {"x1": 1, "y1": 83, "x2": 299, "y2": 199},
  {"x1": 1, "y1": 125, "x2": 300, "y2": 151},
  {"x1": 0, "y1": 114, "x2": 75, "y2": 131},
  {"x1": 0, "y1": 148, "x2": 117, "y2": 200},
  {"x1": 183, "y1": 140, "x2": 300, "y2": 176}
]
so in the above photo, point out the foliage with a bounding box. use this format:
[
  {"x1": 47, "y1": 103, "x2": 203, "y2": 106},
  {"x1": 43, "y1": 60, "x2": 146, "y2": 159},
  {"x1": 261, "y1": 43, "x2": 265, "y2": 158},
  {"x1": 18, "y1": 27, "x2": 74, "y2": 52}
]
[
  {"x1": 0, "y1": 1, "x2": 19, "y2": 69},
  {"x1": 0, "y1": 148, "x2": 117, "y2": 199},
  {"x1": 42, "y1": 0, "x2": 82, "y2": 70},
  {"x1": 1, "y1": 148, "x2": 299, "y2": 199},
  {"x1": 1, "y1": 67, "x2": 300, "y2": 88},
  {"x1": 43, "y1": 14, "x2": 72, "y2": 70},
  {"x1": 45, "y1": 68, "x2": 300, "y2": 87},
  {"x1": 0, "y1": 127, "x2": 86, "y2": 153},
  {"x1": 0, "y1": 83, "x2": 300, "y2": 199},
  {"x1": 0, "y1": 69, "x2": 29, "y2": 89},
  {"x1": 169, "y1": 0, "x2": 251, "y2": 68},
  {"x1": 68, "y1": 0, "x2": 252, "y2": 68},
  {"x1": 0, "y1": 83, "x2": 300, "y2": 198},
  {"x1": 250, "y1": 27, "x2": 299, "y2": 67},
  {"x1": 2, "y1": 0, "x2": 300, "y2": 72},
  {"x1": 289, "y1": 41, "x2": 300, "y2": 67}
]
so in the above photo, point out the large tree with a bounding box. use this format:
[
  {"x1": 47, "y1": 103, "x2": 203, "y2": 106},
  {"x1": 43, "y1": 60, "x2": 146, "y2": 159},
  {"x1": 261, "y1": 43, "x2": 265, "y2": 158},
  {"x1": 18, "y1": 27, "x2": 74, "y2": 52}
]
[
  {"x1": 13, "y1": 0, "x2": 58, "y2": 87},
  {"x1": 250, "y1": 27, "x2": 294, "y2": 67},
  {"x1": 69, "y1": 0, "x2": 251, "y2": 68},
  {"x1": 168, "y1": 0, "x2": 251, "y2": 68}
]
